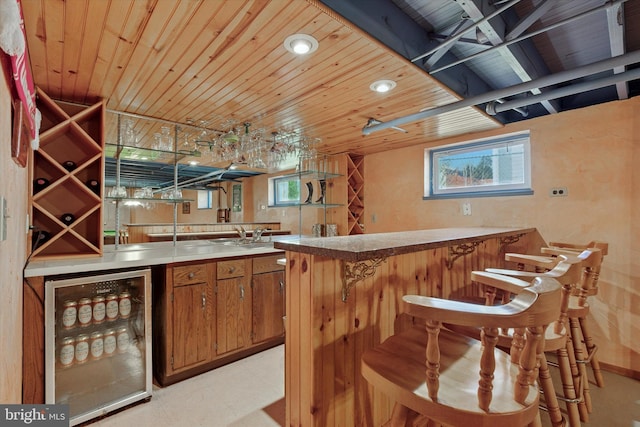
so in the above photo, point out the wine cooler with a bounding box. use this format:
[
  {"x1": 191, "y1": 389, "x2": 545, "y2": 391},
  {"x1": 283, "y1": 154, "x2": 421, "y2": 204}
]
[{"x1": 45, "y1": 269, "x2": 152, "y2": 426}]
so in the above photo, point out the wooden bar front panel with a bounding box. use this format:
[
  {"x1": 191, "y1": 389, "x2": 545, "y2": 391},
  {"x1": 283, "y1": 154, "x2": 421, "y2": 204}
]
[{"x1": 284, "y1": 234, "x2": 533, "y2": 426}]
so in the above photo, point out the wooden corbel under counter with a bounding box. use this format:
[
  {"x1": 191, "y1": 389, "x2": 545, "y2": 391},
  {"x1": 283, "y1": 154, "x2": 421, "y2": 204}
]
[{"x1": 273, "y1": 227, "x2": 540, "y2": 427}]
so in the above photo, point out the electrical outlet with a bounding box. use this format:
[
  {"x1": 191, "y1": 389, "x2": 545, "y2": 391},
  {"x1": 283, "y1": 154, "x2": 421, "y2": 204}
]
[
  {"x1": 549, "y1": 187, "x2": 568, "y2": 197},
  {"x1": 462, "y1": 202, "x2": 472, "y2": 216}
]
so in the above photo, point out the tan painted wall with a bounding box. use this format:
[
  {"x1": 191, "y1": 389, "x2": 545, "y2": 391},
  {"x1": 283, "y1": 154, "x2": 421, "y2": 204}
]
[
  {"x1": 0, "y1": 62, "x2": 29, "y2": 402},
  {"x1": 365, "y1": 97, "x2": 640, "y2": 372}
]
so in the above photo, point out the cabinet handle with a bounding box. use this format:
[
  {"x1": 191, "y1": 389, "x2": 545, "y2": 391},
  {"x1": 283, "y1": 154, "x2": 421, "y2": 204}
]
[
  {"x1": 229, "y1": 266, "x2": 236, "y2": 273},
  {"x1": 239, "y1": 285, "x2": 245, "y2": 300},
  {"x1": 189, "y1": 272, "x2": 195, "y2": 279},
  {"x1": 202, "y1": 292, "x2": 206, "y2": 309},
  {"x1": 279, "y1": 280, "x2": 284, "y2": 294}
]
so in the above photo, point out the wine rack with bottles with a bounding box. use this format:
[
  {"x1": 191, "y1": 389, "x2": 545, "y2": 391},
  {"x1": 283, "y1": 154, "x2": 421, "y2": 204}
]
[
  {"x1": 347, "y1": 153, "x2": 364, "y2": 235},
  {"x1": 30, "y1": 87, "x2": 104, "y2": 260}
]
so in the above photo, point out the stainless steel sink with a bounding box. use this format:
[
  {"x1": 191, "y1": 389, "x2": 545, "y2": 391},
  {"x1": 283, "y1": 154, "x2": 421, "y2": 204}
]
[{"x1": 209, "y1": 238, "x2": 273, "y2": 248}]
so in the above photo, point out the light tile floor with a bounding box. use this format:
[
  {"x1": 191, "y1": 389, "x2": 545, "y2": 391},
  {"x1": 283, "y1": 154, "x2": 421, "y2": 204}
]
[
  {"x1": 89, "y1": 345, "x2": 285, "y2": 427},
  {"x1": 86, "y1": 343, "x2": 640, "y2": 427}
]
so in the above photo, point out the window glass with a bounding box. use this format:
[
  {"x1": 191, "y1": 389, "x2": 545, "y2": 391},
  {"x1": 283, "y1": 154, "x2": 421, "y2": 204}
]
[
  {"x1": 197, "y1": 190, "x2": 212, "y2": 209},
  {"x1": 271, "y1": 175, "x2": 300, "y2": 206},
  {"x1": 425, "y1": 131, "x2": 532, "y2": 198}
]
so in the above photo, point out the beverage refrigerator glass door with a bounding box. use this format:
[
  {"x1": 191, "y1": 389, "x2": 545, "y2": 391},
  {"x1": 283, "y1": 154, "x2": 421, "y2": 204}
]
[{"x1": 44, "y1": 269, "x2": 152, "y2": 426}]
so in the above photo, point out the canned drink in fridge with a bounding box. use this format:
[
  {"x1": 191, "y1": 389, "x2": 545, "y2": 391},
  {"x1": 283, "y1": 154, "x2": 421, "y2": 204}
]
[
  {"x1": 77, "y1": 298, "x2": 92, "y2": 326},
  {"x1": 92, "y1": 296, "x2": 106, "y2": 324},
  {"x1": 90, "y1": 331, "x2": 104, "y2": 359},
  {"x1": 61, "y1": 300, "x2": 77, "y2": 329},
  {"x1": 103, "y1": 329, "x2": 117, "y2": 356},
  {"x1": 75, "y1": 334, "x2": 90, "y2": 363},
  {"x1": 105, "y1": 294, "x2": 119, "y2": 321},
  {"x1": 116, "y1": 327, "x2": 129, "y2": 353},
  {"x1": 119, "y1": 291, "x2": 132, "y2": 319},
  {"x1": 59, "y1": 337, "x2": 75, "y2": 367}
]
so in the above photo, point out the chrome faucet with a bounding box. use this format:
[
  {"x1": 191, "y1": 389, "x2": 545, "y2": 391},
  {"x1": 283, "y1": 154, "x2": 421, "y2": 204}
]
[
  {"x1": 252, "y1": 226, "x2": 265, "y2": 242},
  {"x1": 234, "y1": 226, "x2": 248, "y2": 243}
]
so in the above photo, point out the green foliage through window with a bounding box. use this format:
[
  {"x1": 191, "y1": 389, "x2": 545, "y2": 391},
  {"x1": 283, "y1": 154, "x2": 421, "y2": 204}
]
[
  {"x1": 426, "y1": 132, "x2": 532, "y2": 198},
  {"x1": 272, "y1": 176, "x2": 301, "y2": 205}
]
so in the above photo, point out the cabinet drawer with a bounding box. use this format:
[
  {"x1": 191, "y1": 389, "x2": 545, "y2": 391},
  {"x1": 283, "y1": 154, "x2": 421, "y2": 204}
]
[
  {"x1": 217, "y1": 259, "x2": 246, "y2": 279},
  {"x1": 253, "y1": 255, "x2": 285, "y2": 274},
  {"x1": 173, "y1": 264, "x2": 208, "y2": 286}
]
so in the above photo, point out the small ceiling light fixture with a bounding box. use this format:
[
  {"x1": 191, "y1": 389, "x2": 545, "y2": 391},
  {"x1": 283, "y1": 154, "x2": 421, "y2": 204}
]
[
  {"x1": 284, "y1": 34, "x2": 319, "y2": 55},
  {"x1": 370, "y1": 79, "x2": 397, "y2": 93}
]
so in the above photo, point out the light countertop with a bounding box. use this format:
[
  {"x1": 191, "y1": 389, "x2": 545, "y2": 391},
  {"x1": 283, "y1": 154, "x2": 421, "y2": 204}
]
[
  {"x1": 273, "y1": 227, "x2": 535, "y2": 261},
  {"x1": 24, "y1": 236, "x2": 298, "y2": 278},
  {"x1": 25, "y1": 228, "x2": 534, "y2": 277}
]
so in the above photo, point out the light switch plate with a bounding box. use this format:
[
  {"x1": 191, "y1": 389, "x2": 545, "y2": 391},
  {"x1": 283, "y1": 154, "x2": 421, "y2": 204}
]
[{"x1": 0, "y1": 196, "x2": 6, "y2": 241}]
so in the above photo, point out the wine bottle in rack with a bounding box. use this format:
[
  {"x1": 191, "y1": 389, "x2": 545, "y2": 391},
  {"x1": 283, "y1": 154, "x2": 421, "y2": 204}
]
[
  {"x1": 86, "y1": 179, "x2": 100, "y2": 195},
  {"x1": 60, "y1": 213, "x2": 76, "y2": 225},
  {"x1": 31, "y1": 230, "x2": 50, "y2": 248},
  {"x1": 63, "y1": 160, "x2": 77, "y2": 171},
  {"x1": 33, "y1": 177, "x2": 50, "y2": 193}
]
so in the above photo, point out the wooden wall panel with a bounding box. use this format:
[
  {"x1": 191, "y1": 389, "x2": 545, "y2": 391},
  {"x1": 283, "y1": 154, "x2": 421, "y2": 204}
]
[{"x1": 1, "y1": 60, "x2": 29, "y2": 404}]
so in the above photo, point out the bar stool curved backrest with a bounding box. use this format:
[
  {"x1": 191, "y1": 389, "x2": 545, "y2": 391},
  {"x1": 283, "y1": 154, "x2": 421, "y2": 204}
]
[
  {"x1": 361, "y1": 275, "x2": 562, "y2": 427},
  {"x1": 486, "y1": 249, "x2": 604, "y2": 426}
]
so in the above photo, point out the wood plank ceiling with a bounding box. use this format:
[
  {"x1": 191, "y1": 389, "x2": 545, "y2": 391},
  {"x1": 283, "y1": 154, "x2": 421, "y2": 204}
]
[{"x1": 22, "y1": 0, "x2": 501, "y2": 167}]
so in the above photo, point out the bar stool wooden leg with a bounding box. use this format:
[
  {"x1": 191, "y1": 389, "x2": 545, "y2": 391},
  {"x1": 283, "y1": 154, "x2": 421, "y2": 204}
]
[
  {"x1": 569, "y1": 317, "x2": 591, "y2": 420},
  {"x1": 564, "y1": 327, "x2": 589, "y2": 421},
  {"x1": 537, "y1": 353, "x2": 566, "y2": 427},
  {"x1": 556, "y1": 344, "x2": 582, "y2": 427},
  {"x1": 579, "y1": 316, "x2": 604, "y2": 387}
]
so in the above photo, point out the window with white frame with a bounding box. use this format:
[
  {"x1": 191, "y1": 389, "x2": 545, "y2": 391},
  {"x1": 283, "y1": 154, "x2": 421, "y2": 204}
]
[
  {"x1": 424, "y1": 131, "x2": 532, "y2": 198},
  {"x1": 269, "y1": 175, "x2": 301, "y2": 206},
  {"x1": 197, "y1": 190, "x2": 213, "y2": 209}
]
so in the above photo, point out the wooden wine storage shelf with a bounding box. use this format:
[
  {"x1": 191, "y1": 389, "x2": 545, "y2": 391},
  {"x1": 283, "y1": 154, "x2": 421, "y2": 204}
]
[
  {"x1": 347, "y1": 153, "x2": 364, "y2": 235},
  {"x1": 30, "y1": 87, "x2": 105, "y2": 260}
]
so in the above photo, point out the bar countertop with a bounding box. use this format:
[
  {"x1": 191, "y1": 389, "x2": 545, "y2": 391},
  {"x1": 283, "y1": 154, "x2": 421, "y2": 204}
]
[
  {"x1": 273, "y1": 227, "x2": 536, "y2": 261},
  {"x1": 23, "y1": 236, "x2": 297, "y2": 278}
]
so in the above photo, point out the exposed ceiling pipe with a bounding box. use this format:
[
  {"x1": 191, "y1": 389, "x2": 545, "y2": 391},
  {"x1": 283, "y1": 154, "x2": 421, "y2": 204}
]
[
  {"x1": 486, "y1": 67, "x2": 640, "y2": 115},
  {"x1": 411, "y1": 0, "x2": 522, "y2": 64},
  {"x1": 362, "y1": 50, "x2": 640, "y2": 135},
  {"x1": 430, "y1": 0, "x2": 630, "y2": 75},
  {"x1": 495, "y1": 98, "x2": 528, "y2": 117}
]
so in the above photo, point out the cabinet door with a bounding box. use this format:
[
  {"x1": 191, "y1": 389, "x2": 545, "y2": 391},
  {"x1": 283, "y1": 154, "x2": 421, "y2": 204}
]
[
  {"x1": 252, "y1": 271, "x2": 285, "y2": 344},
  {"x1": 172, "y1": 282, "x2": 213, "y2": 371},
  {"x1": 216, "y1": 277, "x2": 251, "y2": 355}
]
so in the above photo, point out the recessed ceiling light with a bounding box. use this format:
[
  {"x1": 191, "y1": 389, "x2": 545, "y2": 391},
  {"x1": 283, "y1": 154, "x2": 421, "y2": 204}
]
[
  {"x1": 370, "y1": 79, "x2": 397, "y2": 93},
  {"x1": 284, "y1": 34, "x2": 319, "y2": 55}
]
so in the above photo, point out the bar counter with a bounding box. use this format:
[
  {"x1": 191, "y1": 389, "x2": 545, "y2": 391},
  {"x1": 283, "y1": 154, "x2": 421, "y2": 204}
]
[{"x1": 274, "y1": 226, "x2": 539, "y2": 427}]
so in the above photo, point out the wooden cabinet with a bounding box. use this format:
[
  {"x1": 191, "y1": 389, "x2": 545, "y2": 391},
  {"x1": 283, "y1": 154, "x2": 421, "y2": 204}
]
[
  {"x1": 215, "y1": 259, "x2": 251, "y2": 355},
  {"x1": 251, "y1": 255, "x2": 285, "y2": 344},
  {"x1": 30, "y1": 87, "x2": 104, "y2": 259},
  {"x1": 171, "y1": 262, "x2": 215, "y2": 372},
  {"x1": 154, "y1": 253, "x2": 285, "y2": 386}
]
